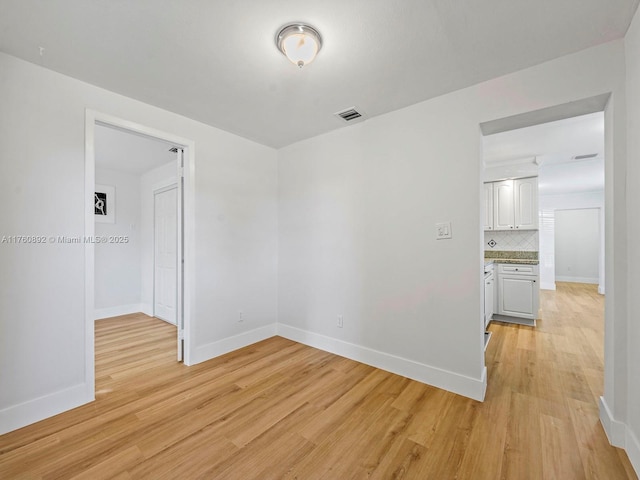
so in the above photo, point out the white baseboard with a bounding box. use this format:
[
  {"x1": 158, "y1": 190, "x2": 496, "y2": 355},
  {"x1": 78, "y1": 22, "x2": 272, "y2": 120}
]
[
  {"x1": 627, "y1": 427, "x2": 640, "y2": 478},
  {"x1": 190, "y1": 323, "x2": 278, "y2": 365},
  {"x1": 277, "y1": 324, "x2": 487, "y2": 401},
  {"x1": 0, "y1": 383, "x2": 93, "y2": 435},
  {"x1": 600, "y1": 396, "x2": 640, "y2": 477},
  {"x1": 540, "y1": 282, "x2": 556, "y2": 290},
  {"x1": 94, "y1": 303, "x2": 144, "y2": 320},
  {"x1": 140, "y1": 303, "x2": 153, "y2": 317},
  {"x1": 555, "y1": 276, "x2": 598, "y2": 284},
  {"x1": 599, "y1": 396, "x2": 627, "y2": 447}
]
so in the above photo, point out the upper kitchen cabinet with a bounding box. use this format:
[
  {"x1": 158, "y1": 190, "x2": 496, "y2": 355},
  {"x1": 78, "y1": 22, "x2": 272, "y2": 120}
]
[
  {"x1": 514, "y1": 177, "x2": 538, "y2": 230},
  {"x1": 493, "y1": 180, "x2": 515, "y2": 230},
  {"x1": 484, "y1": 177, "x2": 538, "y2": 231}
]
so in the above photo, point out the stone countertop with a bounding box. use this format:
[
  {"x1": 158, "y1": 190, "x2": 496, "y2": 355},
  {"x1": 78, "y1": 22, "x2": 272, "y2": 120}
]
[
  {"x1": 484, "y1": 258, "x2": 539, "y2": 265},
  {"x1": 484, "y1": 250, "x2": 539, "y2": 266}
]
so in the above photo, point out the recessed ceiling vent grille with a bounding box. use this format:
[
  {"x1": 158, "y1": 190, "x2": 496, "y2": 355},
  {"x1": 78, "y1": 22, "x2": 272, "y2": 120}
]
[
  {"x1": 573, "y1": 153, "x2": 598, "y2": 160},
  {"x1": 335, "y1": 107, "x2": 363, "y2": 122}
]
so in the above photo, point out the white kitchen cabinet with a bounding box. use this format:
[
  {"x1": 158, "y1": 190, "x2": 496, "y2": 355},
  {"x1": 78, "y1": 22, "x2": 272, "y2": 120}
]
[
  {"x1": 497, "y1": 264, "x2": 539, "y2": 320},
  {"x1": 484, "y1": 177, "x2": 538, "y2": 231},
  {"x1": 484, "y1": 271, "x2": 495, "y2": 327},
  {"x1": 514, "y1": 177, "x2": 538, "y2": 230},
  {"x1": 483, "y1": 183, "x2": 494, "y2": 231},
  {"x1": 493, "y1": 180, "x2": 515, "y2": 230}
]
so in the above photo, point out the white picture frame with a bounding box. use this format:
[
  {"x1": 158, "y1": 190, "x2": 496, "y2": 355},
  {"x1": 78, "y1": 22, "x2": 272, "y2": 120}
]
[{"x1": 95, "y1": 184, "x2": 115, "y2": 224}]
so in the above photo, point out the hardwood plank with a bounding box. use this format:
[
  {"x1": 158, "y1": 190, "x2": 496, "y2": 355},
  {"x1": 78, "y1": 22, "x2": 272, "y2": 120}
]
[
  {"x1": 368, "y1": 438, "x2": 427, "y2": 480},
  {"x1": 456, "y1": 390, "x2": 509, "y2": 479},
  {"x1": 0, "y1": 284, "x2": 636, "y2": 479},
  {"x1": 539, "y1": 413, "x2": 586, "y2": 480}
]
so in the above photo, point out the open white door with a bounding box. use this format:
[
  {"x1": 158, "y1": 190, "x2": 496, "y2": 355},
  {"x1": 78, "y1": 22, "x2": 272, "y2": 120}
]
[
  {"x1": 152, "y1": 148, "x2": 184, "y2": 361},
  {"x1": 154, "y1": 186, "x2": 178, "y2": 324}
]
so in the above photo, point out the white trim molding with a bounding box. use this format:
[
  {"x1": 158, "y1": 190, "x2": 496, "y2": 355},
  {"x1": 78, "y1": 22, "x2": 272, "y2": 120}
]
[
  {"x1": 277, "y1": 324, "x2": 487, "y2": 402},
  {"x1": 94, "y1": 303, "x2": 145, "y2": 320},
  {"x1": 555, "y1": 275, "x2": 599, "y2": 284},
  {"x1": 599, "y1": 396, "x2": 627, "y2": 447},
  {"x1": 599, "y1": 396, "x2": 640, "y2": 476},
  {"x1": 140, "y1": 303, "x2": 154, "y2": 317},
  {"x1": 190, "y1": 324, "x2": 278, "y2": 365},
  {"x1": 626, "y1": 428, "x2": 640, "y2": 478},
  {"x1": 0, "y1": 383, "x2": 93, "y2": 435},
  {"x1": 540, "y1": 282, "x2": 557, "y2": 291}
]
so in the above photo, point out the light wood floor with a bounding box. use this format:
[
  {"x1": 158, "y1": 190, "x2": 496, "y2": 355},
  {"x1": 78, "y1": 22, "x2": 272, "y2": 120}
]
[{"x1": 0, "y1": 283, "x2": 636, "y2": 479}]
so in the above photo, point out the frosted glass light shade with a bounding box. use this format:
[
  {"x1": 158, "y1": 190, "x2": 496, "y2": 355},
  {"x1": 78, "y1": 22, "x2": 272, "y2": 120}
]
[{"x1": 276, "y1": 24, "x2": 322, "y2": 68}]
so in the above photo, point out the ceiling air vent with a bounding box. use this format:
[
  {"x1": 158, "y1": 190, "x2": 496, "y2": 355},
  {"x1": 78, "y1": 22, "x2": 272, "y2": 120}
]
[
  {"x1": 573, "y1": 153, "x2": 598, "y2": 160},
  {"x1": 334, "y1": 107, "x2": 364, "y2": 123}
]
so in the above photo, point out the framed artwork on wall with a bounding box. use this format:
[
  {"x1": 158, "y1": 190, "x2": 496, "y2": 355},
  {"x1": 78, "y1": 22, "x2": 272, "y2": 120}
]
[{"x1": 95, "y1": 184, "x2": 115, "y2": 223}]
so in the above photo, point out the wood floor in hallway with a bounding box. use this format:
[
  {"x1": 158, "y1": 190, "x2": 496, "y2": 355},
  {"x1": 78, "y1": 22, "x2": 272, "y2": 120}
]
[{"x1": 0, "y1": 283, "x2": 636, "y2": 479}]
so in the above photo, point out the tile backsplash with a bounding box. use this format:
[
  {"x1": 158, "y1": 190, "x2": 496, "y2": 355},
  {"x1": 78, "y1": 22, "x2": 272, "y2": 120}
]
[{"x1": 484, "y1": 230, "x2": 538, "y2": 252}]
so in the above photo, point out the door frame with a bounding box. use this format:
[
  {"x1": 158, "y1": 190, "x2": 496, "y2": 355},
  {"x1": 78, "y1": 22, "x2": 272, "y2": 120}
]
[
  {"x1": 478, "y1": 93, "x2": 614, "y2": 409},
  {"x1": 84, "y1": 110, "x2": 196, "y2": 395}
]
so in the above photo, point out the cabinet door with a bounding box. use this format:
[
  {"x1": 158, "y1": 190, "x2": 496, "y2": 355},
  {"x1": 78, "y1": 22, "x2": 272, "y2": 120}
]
[
  {"x1": 514, "y1": 177, "x2": 538, "y2": 230},
  {"x1": 498, "y1": 275, "x2": 537, "y2": 319},
  {"x1": 492, "y1": 274, "x2": 497, "y2": 319},
  {"x1": 493, "y1": 180, "x2": 515, "y2": 230},
  {"x1": 484, "y1": 273, "x2": 494, "y2": 327},
  {"x1": 483, "y1": 183, "x2": 494, "y2": 230}
]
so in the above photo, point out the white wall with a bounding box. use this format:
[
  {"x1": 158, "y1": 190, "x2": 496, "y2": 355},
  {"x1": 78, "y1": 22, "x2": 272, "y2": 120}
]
[
  {"x1": 140, "y1": 161, "x2": 176, "y2": 316},
  {"x1": 94, "y1": 168, "x2": 142, "y2": 317},
  {"x1": 0, "y1": 51, "x2": 278, "y2": 434},
  {"x1": 278, "y1": 40, "x2": 627, "y2": 402},
  {"x1": 555, "y1": 208, "x2": 600, "y2": 283},
  {"x1": 623, "y1": 5, "x2": 640, "y2": 473},
  {"x1": 539, "y1": 191, "x2": 605, "y2": 291}
]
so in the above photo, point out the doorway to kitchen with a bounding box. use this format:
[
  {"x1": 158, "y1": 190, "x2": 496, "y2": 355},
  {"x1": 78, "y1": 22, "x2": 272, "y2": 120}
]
[
  {"x1": 479, "y1": 95, "x2": 608, "y2": 395},
  {"x1": 482, "y1": 109, "x2": 605, "y2": 311}
]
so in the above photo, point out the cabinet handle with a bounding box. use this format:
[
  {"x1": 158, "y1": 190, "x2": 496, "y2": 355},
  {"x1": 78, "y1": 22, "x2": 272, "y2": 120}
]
[
  {"x1": 516, "y1": 226, "x2": 519, "y2": 229},
  {"x1": 510, "y1": 226, "x2": 513, "y2": 229}
]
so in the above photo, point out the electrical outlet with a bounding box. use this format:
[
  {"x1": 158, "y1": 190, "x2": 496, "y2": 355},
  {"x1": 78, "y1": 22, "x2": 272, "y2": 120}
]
[
  {"x1": 435, "y1": 221, "x2": 452, "y2": 240},
  {"x1": 238, "y1": 311, "x2": 244, "y2": 323},
  {"x1": 337, "y1": 315, "x2": 344, "y2": 328}
]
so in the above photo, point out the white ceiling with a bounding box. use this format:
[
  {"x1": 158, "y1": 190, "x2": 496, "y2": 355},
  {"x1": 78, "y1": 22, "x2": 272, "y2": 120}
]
[
  {"x1": 95, "y1": 124, "x2": 176, "y2": 175},
  {"x1": 483, "y1": 112, "x2": 604, "y2": 165},
  {"x1": 538, "y1": 158, "x2": 604, "y2": 195},
  {"x1": 483, "y1": 112, "x2": 605, "y2": 195},
  {"x1": 0, "y1": 1, "x2": 638, "y2": 148}
]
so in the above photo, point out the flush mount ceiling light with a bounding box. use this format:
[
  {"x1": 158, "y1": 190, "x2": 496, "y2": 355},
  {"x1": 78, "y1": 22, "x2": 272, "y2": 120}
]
[{"x1": 275, "y1": 23, "x2": 322, "y2": 68}]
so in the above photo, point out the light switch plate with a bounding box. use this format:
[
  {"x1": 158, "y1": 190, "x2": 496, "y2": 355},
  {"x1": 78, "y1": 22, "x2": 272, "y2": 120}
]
[{"x1": 436, "y1": 221, "x2": 452, "y2": 240}]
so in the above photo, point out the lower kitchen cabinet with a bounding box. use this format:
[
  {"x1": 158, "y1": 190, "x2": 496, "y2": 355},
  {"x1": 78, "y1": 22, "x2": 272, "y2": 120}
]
[
  {"x1": 496, "y1": 264, "x2": 539, "y2": 320},
  {"x1": 484, "y1": 270, "x2": 495, "y2": 327}
]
